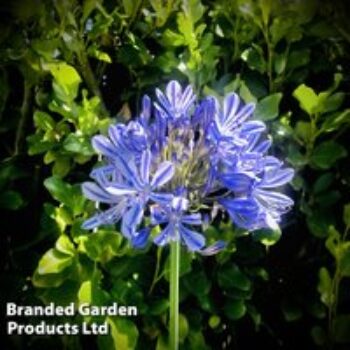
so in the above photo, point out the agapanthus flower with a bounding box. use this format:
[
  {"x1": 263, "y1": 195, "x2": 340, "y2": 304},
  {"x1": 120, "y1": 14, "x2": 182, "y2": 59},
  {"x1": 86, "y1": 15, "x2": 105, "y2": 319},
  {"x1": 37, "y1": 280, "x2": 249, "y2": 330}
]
[{"x1": 81, "y1": 81, "x2": 294, "y2": 252}]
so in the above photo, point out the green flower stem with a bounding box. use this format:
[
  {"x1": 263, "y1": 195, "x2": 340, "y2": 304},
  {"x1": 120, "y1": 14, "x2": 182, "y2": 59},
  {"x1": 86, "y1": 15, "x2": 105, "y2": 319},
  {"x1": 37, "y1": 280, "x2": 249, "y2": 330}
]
[{"x1": 169, "y1": 238, "x2": 180, "y2": 350}]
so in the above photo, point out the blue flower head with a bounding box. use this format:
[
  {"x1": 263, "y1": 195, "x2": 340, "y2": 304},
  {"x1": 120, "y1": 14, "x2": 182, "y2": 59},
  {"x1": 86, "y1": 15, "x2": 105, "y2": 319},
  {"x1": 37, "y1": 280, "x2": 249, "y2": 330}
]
[{"x1": 82, "y1": 81, "x2": 294, "y2": 252}]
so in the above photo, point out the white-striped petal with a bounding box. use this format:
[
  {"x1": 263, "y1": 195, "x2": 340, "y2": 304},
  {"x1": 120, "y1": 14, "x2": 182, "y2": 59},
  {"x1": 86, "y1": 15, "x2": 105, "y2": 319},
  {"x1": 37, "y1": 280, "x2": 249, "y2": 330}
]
[{"x1": 151, "y1": 161, "x2": 174, "y2": 188}]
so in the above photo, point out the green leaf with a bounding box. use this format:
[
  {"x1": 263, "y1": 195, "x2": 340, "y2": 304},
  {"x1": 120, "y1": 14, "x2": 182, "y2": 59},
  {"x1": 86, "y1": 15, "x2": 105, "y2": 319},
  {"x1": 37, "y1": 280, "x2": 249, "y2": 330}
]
[
  {"x1": 311, "y1": 141, "x2": 347, "y2": 169},
  {"x1": 32, "y1": 270, "x2": 67, "y2": 288},
  {"x1": 196, "y1": 293, "x2": 215, "y2": 312},
  {"x1": 55, "y1": 235, "x2": 75, "y2": 256},
  {"x1": 255, "y1": 93, "x2": 282, "y2": 121},
  {"x1": 339, "y1": 243, "x2": 350, "y2": 277},
  {"x1": 281, "y1": 299, "x2": 302, "y2": 322},
  {"x1": 293, "y1": 84, "x2": 318, "y2": 115},
  {"x1": 182, "y1": 0, "x2": 205, "y2": 25},
  {"x1": 313, "y1": 173, "x2": 334, "y2": 194},
  {"x1": 247, "y1": 305, "x2": 261, "y2": 330},
  {"x1": 161, "y1": 29, "x2": 185, "y2": 47},
  {"x1": 148, "y1": 299, "x2": 169, "y2": 316},
  {"x1": 33, "y1": 111, "x2": 55, "y2": 131},
  {"x1": 82, "y1": 230, "x2": 123, "y2": 263},
  {"x1": 307, "y1": 301, "x2": 327, "y2": 320},
  {"x1": 183, "y1": 269, "x2": 211, "y2": 296},
  {"x1": 208, "y1": 315, "x2": 220, "y2": 329},
  {"x1": 122, "y1": 0, "x2": 142, "y2": 18},
  {"x1": 239, "y1": 80, "x2": 257, "y2": 104},
  {"x1": 82, "y1": 0, "x2": 100, "y2": 21},
  {"x1": 294, "y1": 121, "x2": 312, "y2": 144},
  {"x1": 0, "y1": 190, "x2": 24, "y2": 210},
  {"x1": 78, "y1": 280, "x2": 92, "y2": 304},
  {"x1": 178, "y1": 314, "x2": 189, "y2": 343},
  {"x1": 188, "y1": 330, "x2": 210, "y2": 350},
  {"x1": 45, "y1": 63, "x2": 81, "y2": 100},
  {"x1": 108, "y1": 317, "x2": 139, "y2": 350},
  {"x1": 274, "y1": 52, "x2": 287, "y2": 75},
  {"x1": 63, "y1": 134, "x2": 94, "y2": 156},
  {"x1": 44, "y1": 176, "x2": 85, "y2": 215},
  {"x1": 218, "y1": 264, "x2": 251, "y2": 291},
  {"x1": 307, "y1": 211, "x2": 333, "y2": 238},
  {"x1": 44, "y1": 176, "x2": 73, "y2": 205},
  {"x1": 287, "y1": 144, "x2": 307, "y2": 168},
  {"x1": 286, "y1": 49, "x2": 310, "y2": 71},
  {"x1": 224, "y1": 299, "x2": 246, "y2": 320},
  {"x1": 155, "y1": 334, "x2": 169, "y2": 350},
  {"x1": 38, "y1": 279, "x2": 80, "y2": 306},
  {"x1": 52, "y1": 156, "x2": 71, "y2": 177},
  {"x1": 321, "y1": 109, "x2": 350, "y2": 133},
  {"x1": 311, "y1": 326, "x2": 327, "y2": 346},
  {"x1": 318, "y1": 92, "x2": 345, "y2": 113},
  {"x1": 88, "y1": 48, "x2": 112, "y2": 63},
  {"x1": 317, "y1": 267, "x2": 333, "y2": 308},
  {"x1": 37, "y1": 248, "x2": 74, "y2": 275},
  {"x1": 27, "y1": 134, "x2": 54, "y2": 155},
  {"x1": 241, "y1": 46, "x2": 266, "y2": 74},
  {"x1": 260, "y1": 0, "x2": 272, "y2": 26}
]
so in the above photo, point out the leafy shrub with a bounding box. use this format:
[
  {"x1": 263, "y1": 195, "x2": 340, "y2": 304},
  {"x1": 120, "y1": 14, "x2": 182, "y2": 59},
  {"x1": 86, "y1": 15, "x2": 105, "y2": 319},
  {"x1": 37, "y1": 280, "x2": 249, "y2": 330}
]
[{"x1": 1, "y1": 1, "x2": 350, "y2": 349}]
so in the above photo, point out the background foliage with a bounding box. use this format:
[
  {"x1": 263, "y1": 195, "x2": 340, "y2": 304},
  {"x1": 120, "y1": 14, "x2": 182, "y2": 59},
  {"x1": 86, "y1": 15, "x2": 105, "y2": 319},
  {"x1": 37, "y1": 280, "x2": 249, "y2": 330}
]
[{"x1": 1, "y1": 0, "x2": 350, "y2": 349}]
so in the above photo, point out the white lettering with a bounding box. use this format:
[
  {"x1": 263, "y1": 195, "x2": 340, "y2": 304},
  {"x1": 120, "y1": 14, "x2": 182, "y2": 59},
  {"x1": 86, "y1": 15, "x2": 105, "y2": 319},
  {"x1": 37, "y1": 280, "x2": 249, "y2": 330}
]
[
  {"x1": 82, "y1": 322, "x2": 109, "y2": 335},
  {"x1": 7, "y1": 321, "x2": 18, "y2": 334},
  {"x1": 6, "y1": 303, "x2": 17, "y2": 316}
]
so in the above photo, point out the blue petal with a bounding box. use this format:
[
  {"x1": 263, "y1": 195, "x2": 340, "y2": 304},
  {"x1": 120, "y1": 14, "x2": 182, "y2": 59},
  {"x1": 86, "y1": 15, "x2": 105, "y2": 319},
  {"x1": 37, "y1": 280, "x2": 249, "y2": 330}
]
[
  {"x1": 155, "y1": 89, "x2": 171, "y2": 112},
  {"x1": 139, "y1": 95, "x2": 151, "y2": 126},
  {"x1": 223, "y1": 93, "x2": 240, "y2": 125},
  {"x1": 179, "y1": 224, "x2": 205, "y2": 251},
  {"x1": 106, "y1": 183, "x2": 137, "y2": 195},
  {"x1": 182, "y1": 213, "x2": 202, "y2": 226},
  {"x1": 151, "y1": 161, "x2": 174, "y2": 188},
  {"x1": 113, "y1": 155, "x2": 143, "y2": 189},
  {"x1": 171, "y1": 196, "x2": 189, "y2": 212},
  {"x1": 260, "y1": 167, "x2": 294, "y2": 188},
  {"x1": 225, "y1": 103, "x2": 255, "y2": 129},
  {"x1": 220, "y1": 197, "x2": 260, "y2": 229},
  {"x1": 181, "y1": 85, "x2": 196, "y2": 110},
  {"x1": 193, "y1": 97, "x2": 214, "y2": 129},
  {"x1": 150, "y1": 192, "x2": 173, "y2": 204},
  {"x1": 131, "y1": 228, "x2": 150, "y2": 248},
  {"x1": 154, "y1": 223, "x2": 174, "y2": 246},
  {"x1": 82, "y1": 182, "x2": 116, "y2": 203},
  {"x1": 108, "y1": 124, "x2": 124, "y2": 149},
  {"x1": 166, "y1": 80, "x2": 182, "y2": 107},
  {"x1": 150, "y1": 205, "x2": 168, "y2": 225},
  {"x1": 121, "y1": 202, "x2": 144, "y2": 238},
  {"x1": 220, "y1": 173, "x2": 254, "y2": 193},
  {"x1": 254, "y1": 188, "x2": 294, "y2": 212},
  {"x1": 200, "y1": 240, "x2": 226, "y2": 256},
  {"x1": 155, "y1": 111, "x2": 167, "y2": 146},
  {"x1": 241, "y1": 120, "x2": 266, "y2": 134},
  {"x1": 264, "y1": 156, "x2": 282, "y2": 168},
  {"x1": 140, "y1": 149, "x2": 151, "y2": 184},
  {"x1": 92, "y1": 135, "x2": 117, "y2": 158},
  {"x1": 254, "y1": 139, "x2": 272, "y2": 153},
  {"x1": 90, "y1": 165, "x2": 115, "y2": 185},
  {"x1": 263, "y1": 212, "x2": 280, "y2": 230},
  {"x1": 82, "y1": 213, "x2": 103, "y2": 230},
  {"x1": 82, "y1": 204, "x2": 126, "y2": 230}
]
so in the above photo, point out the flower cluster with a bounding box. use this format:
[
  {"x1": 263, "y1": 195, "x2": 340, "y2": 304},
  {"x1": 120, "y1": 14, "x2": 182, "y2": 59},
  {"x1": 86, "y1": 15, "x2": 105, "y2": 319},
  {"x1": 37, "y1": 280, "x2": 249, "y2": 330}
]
[{"x1": 82, "y1": 81, "x2": 294, "y2": 252}]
